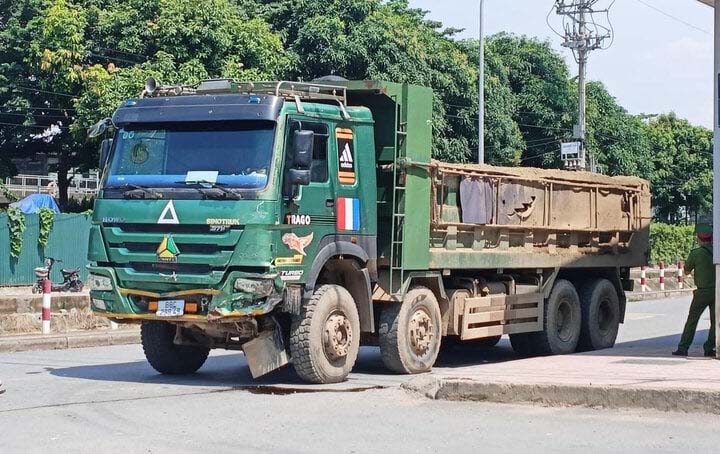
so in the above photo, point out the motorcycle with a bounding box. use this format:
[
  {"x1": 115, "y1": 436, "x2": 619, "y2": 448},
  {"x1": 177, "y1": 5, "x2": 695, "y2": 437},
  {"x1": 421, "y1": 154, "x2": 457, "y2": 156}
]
[{"x1": 32, "y1": 257, "x2": 84, "y2": 293}]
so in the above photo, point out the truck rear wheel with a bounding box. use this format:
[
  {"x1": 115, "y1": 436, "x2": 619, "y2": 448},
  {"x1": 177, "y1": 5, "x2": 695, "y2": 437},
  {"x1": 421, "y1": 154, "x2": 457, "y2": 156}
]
[
  {"x1": 510, "y1": 279, "x2": 581, "y2": 356},
  {"x1": 289, "y1": 284, "x2": 360, "y2": 384},
  {"x1": 578, "y1": 279, "x2": 620, "y2": 351},
  {"x1": 141, "y1": 321, "x2": 209, "y2": 375},
  {"x1": 379, "y1": 287, "x2": 442, "y2": 374}
]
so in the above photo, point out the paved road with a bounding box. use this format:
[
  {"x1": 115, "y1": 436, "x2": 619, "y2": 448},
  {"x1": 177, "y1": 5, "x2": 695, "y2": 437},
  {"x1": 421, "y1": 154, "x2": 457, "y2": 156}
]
[{"x1": 0, "y1": 296, "x2": 717, "y2": 453}]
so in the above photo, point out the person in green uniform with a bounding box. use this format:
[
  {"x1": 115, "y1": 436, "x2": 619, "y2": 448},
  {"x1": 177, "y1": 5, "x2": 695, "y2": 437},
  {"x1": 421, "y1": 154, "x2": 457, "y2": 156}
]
[{"x1": 672, "y1": 224, "x2": 716, "y2": 357}]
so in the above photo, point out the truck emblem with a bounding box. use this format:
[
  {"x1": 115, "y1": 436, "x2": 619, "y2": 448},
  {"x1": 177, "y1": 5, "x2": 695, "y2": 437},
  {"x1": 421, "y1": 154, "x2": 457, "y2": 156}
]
[
  {"x1": 282, "y1": 232, "x2": 314, "y2": 256},
  {"x1": 158, "y1": 200, "x2": 179, "y2": 224},
  {"x1": 157, "y1": 235, "x2": 180, "y2": 262}
]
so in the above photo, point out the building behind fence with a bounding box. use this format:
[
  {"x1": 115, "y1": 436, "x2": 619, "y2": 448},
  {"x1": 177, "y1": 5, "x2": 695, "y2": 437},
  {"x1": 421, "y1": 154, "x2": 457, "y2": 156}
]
[{"x1": 0, "y1": 213, "x2": 91, "y2": 286}]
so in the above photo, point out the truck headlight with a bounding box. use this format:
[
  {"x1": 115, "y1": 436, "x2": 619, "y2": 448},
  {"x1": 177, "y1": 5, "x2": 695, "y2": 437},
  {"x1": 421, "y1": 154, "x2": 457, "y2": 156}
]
[
  {"x1": 234, "y1": 278, "x2": 275, "y2": 297},
  {"x1": 89, "y1": 274, "x2": 113, "y2": 291}
]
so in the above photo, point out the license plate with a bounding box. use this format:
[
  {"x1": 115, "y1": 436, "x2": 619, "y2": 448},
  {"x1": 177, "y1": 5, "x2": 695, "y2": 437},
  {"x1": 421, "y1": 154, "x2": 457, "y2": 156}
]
[{"x1": 156, "y1": 300, "x2": 184, "y2": 317}]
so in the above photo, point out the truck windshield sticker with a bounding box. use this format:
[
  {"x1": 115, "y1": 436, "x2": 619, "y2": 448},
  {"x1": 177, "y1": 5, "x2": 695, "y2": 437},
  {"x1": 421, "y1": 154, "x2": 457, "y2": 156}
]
[
  {"x1": 336, "y1": 128, "x2": 356, "y2": 185},
  {"x1": 336, "y1": 198, "x2": 360, "y2": 231},
  {"x1": 282, "y1": 232, "x2": 314, "y2": 256},
  {"x1": 157, "y1": 200, "x2": 179, "y2": 224},
  {"x1": 186, "y1": 170, "x2": 219, "y2": 184}
]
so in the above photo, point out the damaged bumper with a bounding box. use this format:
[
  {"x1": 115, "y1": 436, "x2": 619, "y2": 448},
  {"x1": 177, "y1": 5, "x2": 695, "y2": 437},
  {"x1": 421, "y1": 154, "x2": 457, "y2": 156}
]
[{"x1": 88, "y1": 266, "x2": 285, "y2": 322}]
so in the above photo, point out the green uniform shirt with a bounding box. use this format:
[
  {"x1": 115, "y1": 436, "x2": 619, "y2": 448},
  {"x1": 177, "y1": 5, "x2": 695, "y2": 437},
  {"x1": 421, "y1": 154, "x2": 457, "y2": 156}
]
[{"x1": 685, "y1": 244, "x2": 715, "y2": 290}]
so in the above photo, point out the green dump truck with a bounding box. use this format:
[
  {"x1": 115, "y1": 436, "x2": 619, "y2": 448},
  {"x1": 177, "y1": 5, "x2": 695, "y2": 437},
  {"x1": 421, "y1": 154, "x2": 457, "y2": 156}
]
[{"x1": 87, "y1": 79, "x2": 651, "y2": 384}]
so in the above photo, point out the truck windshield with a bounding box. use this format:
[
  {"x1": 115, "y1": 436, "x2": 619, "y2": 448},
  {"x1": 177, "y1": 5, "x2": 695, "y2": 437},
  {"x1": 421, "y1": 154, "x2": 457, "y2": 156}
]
[{"x1": 104, "y1": 121, "x2": 275, "y2": 190}]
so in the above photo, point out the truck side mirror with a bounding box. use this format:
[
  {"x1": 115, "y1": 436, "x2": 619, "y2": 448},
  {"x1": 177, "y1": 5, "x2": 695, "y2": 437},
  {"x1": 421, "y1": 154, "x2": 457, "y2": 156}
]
[
  {"x1": 293, "y1": 130, "x2": 314, "y2": 169},
  {"x1": 288, "y1": 168, "x2": 311, "y2": 186},
  {"x1": 99, "y1": 138, "x2": 113, "y2": 169}
]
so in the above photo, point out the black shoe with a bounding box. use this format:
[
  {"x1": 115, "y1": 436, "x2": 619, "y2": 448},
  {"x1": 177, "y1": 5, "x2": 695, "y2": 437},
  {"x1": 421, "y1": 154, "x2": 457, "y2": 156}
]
[
  {"x1": 672, "y1": 349, "x2": 688, "y2": 357},
  {"x1": 704, "y1": 350, "x2": 716, "y2": 357}
]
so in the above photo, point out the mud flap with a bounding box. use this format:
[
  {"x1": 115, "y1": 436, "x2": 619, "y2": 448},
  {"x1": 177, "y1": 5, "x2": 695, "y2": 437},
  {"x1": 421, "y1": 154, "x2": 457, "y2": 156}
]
[{"x1": 242, "y1": 328, "x2": 289, "y2": 378}]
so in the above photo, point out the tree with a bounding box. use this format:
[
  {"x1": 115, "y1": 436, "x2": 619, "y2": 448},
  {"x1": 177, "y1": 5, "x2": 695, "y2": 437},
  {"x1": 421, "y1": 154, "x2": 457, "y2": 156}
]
[{"x1": 645, "y1": 113, "x2": 713, "y2": 223}]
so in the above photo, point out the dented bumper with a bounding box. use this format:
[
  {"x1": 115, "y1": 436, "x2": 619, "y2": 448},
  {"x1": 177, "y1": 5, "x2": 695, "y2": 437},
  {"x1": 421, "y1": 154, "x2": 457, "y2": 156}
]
[{"x1": 88, "y1": 265, "x2": 284, "y2": 322}]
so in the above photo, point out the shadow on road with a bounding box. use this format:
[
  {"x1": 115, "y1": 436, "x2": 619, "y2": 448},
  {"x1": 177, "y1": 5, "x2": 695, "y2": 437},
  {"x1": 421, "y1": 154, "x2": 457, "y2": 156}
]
[{"x1": 48, "y1": 330, "x2": 708, "y2": 387}]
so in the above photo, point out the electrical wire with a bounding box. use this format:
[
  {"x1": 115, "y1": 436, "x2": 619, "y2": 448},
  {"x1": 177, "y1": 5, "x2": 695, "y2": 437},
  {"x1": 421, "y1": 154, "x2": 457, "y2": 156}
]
[{"x1": 633, "y1": 0, "x2": 712, "y2": 36}]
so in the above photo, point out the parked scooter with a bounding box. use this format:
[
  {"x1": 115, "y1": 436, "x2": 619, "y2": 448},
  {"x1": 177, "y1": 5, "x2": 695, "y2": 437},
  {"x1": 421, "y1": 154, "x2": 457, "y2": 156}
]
[{"x1": 32, "y1": 257, "x2": 84, "y2": 293}]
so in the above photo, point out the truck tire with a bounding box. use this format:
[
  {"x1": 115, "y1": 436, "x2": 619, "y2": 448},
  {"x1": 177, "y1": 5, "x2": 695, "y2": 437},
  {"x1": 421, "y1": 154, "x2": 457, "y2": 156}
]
[
  {"x1": 511, "y1": 279, "x2": 581, "y2": 356},
  {"x1": 577, "y1": 279, "x2": 620, "y2": 351},
  {"x1": 290, "y1": 284, "x2": 360, "y2": 384},
  {"x1": 379, "y1": 287, "x2": 442, "y2": 374},
  {"x1": 141, "y1": 321, "x2": 209, "y2": 375}
]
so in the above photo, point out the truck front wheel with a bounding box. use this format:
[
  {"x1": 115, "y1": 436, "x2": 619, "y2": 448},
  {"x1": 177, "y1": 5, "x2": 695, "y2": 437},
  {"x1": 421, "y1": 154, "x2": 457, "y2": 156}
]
[
  {"x1": 379, "y1": 287, "x2": 442, "y2": 374},
  {"x1": 141, "y1": 321, "x2": 209, "y2": 375},
  {"x1": 289, "y1": 284, "x2": 360, "y2": 384}
]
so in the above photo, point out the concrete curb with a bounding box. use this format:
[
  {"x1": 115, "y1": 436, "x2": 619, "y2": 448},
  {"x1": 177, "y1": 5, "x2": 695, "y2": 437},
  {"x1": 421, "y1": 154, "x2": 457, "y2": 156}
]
[
  {"x1": 402, "y1": 376, "x2": 720, "y2": 414},
  {"x1": 0, "y1": 328, "x2": 140, "y2": 353},
  {"x1": 626, "y1": 289, "x2": 694, "y2": 302}
]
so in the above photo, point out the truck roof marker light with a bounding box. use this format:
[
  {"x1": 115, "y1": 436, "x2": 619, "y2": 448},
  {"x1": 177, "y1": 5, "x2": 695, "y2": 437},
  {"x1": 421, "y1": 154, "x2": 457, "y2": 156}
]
[
  {"x1": 249, "y1": 96, "x2": 261, "y2": 104},
  {"x1": 126, "y1": 100, "x2": 137, "y2": 107}
]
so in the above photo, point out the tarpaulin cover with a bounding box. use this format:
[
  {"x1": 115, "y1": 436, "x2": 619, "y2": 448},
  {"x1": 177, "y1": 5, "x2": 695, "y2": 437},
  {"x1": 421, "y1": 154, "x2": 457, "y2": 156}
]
[{"x1": 10, "y1": 194, "x2": 61, "y2": 214}]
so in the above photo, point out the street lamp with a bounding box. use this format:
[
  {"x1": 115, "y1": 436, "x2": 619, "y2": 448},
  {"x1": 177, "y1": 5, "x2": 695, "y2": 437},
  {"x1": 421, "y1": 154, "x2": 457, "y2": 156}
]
[{"x1": 479, "y1": 0, "x2": 485, "y2": 165}]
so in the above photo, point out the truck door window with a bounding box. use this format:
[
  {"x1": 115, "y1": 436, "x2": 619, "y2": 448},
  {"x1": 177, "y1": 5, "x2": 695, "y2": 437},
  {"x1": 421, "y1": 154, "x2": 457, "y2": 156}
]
[{"x1": 290, "y1": 121, "x2": 329, "y2": 183}]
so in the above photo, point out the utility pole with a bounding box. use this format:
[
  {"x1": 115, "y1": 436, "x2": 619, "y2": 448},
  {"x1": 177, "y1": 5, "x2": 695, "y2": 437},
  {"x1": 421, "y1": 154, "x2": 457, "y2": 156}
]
[
  {"x1": 552, "y1": 0, "x2": 614, "y2": 171},
  {"x1": 478, "y1": 0, "x2": 485, "y2": 165}
]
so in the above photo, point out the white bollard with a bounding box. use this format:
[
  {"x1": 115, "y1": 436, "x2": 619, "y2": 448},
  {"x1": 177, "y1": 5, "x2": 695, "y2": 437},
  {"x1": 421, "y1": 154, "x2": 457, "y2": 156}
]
[
  {"x1": 659, "y1": 261, "x2": 665, "y2": 292},
  {"x1": 41, "y1": 278, "x2": 51, "y2": 334},
  {"x1": 640, "y1": 266, "x2": 649, "y2": 292},
  {"x1": 677, "y1": 261, "x2": 684, "y2": 290}
]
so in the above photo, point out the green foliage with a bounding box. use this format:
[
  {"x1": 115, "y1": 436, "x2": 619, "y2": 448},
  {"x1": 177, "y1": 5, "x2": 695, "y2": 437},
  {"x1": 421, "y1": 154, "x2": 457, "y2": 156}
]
[
  {"x1": 0, "y1": 181, "x2": 19, "y2": 202},
  {"x1": 37, "y1": 207, "x2": 55, "y2": 248},
  {"x1": 0, "y1": 0, "x2": 713, "y2": 222},
  {"x1": 649, "y1": 223, "x2": 696, "y2": 266},
  {"x1": 6, "y1": 207, "x2": 26, "y2": 258}
]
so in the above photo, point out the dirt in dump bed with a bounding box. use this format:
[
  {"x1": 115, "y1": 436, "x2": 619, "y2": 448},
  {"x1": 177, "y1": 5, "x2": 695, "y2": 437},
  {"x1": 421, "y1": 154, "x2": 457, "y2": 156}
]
[{"x1": 432, "y1": 160, "x2": 649, "y2": 189}]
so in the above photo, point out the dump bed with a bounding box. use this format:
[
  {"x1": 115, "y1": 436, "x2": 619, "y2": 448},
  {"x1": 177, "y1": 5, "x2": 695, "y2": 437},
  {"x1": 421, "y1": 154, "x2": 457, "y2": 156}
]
[{"x1": 426, "y1": 160, "x2": 651, "y2": 270}]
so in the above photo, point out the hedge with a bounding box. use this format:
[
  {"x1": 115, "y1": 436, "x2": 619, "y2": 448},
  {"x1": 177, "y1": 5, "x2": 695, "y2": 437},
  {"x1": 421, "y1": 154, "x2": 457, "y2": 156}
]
[{"x1": 649, "y1": 223, "x2": 696, "y2": 266}]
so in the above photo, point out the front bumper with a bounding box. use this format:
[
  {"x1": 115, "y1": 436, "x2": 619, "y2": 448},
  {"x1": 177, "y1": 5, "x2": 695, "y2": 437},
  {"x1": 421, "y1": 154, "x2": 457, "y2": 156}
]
[{"x1": 88, "y1": 266, "x2": 284, "y2": 322}]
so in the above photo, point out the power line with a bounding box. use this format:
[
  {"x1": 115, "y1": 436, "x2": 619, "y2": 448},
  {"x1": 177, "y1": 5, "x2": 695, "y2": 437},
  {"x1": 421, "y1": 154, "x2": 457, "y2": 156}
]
[
  {"x1": 633, "y1": 0, "x2": 712, "y2": 36},
  {"x1": 12, "y1": 85, "x2": 77, "y2": 98},
  {"x1": 0, "y1": 121, "x2": 68, "y2": 129}
]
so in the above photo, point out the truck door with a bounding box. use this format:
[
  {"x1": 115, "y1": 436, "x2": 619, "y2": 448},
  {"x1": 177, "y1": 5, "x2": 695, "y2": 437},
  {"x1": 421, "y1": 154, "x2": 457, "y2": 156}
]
[{"x1": 285, "y1": 119, "x2": 335, "y2": 231}]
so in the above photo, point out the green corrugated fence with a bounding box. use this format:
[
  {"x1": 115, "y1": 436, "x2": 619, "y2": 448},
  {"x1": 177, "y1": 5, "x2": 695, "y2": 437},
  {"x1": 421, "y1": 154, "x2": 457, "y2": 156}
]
[{"x1": 0, "y1": 213, "x2": 91, "y2": 286}]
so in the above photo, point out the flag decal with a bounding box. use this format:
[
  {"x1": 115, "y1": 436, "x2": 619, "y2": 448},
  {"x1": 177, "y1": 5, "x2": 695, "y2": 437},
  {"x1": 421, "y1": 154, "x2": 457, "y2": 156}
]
[{"x1": 336, "y1": 198, "x2": 360, "y2": 231}]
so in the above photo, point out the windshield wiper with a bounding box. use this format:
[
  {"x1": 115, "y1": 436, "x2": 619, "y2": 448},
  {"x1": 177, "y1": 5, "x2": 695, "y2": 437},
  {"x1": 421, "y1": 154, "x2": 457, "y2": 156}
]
[
  {"x1": 107, "y1": 184, "x2": 162, "y2": 199},
  {"x1": 179, "y1": 180, "x2": 242, "y2": 200}
]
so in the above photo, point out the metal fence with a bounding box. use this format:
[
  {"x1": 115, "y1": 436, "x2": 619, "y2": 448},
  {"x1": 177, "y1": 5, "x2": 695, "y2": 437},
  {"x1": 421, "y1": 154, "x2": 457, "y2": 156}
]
[
  {"x1": 4, "y1": 173, "x2": 100, "y2": 199},
  {"x1": 0, "y1": 213, "x2": 91, "y2": 286}
]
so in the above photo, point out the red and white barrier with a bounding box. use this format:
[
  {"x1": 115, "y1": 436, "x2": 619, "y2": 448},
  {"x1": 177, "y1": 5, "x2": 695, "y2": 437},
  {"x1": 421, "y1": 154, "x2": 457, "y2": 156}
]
[
  {"x1": 41, "y1": 278, "x2": 51, "y2": 334},
  {"x1": 658, "y1": 261, "x2": 666, "y2": 291},
  {"x1": 677, "y1": 261, "x2": 684, "y2": 289},
  {"x1": 640, "y1": 266, "x2": 649, "y2": 292}
]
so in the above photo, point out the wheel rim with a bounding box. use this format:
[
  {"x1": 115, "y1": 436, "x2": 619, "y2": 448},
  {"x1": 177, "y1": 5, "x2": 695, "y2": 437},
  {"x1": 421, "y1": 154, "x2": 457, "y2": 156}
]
[
  {"x1": 556, "y1": 300, "x2": 574, "y2": 342},
  {"x1": 597, "y1": 298, "x2": 613, "y2": 335},
  {"x1": 323, "y1": 311, "x2": 353, "y2": 363},
  {"x1": 408, "y1": 308, "x2": 435, "y2": 357}
]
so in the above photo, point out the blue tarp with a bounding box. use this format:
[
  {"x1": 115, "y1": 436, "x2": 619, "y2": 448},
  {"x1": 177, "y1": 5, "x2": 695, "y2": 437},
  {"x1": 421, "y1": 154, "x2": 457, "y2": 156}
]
[{"x1": 10, "y1": 194, "x2": 61, "y2": 214}]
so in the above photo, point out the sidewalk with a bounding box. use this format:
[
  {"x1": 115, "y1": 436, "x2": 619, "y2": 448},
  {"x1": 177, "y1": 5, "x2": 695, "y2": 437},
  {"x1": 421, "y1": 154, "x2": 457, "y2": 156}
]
[
  {"x1": 407, "y1": 295, "x2": 720, "y2": 414},
  {"x1": 0, "y1": 327, "x2": 139, "y2": 353}
]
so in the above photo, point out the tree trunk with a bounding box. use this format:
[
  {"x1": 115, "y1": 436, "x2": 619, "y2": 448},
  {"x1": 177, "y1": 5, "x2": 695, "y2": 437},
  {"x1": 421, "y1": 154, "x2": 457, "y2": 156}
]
[{"x1": 57, "y1": 159, "x2": 70, "y2": 211}]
